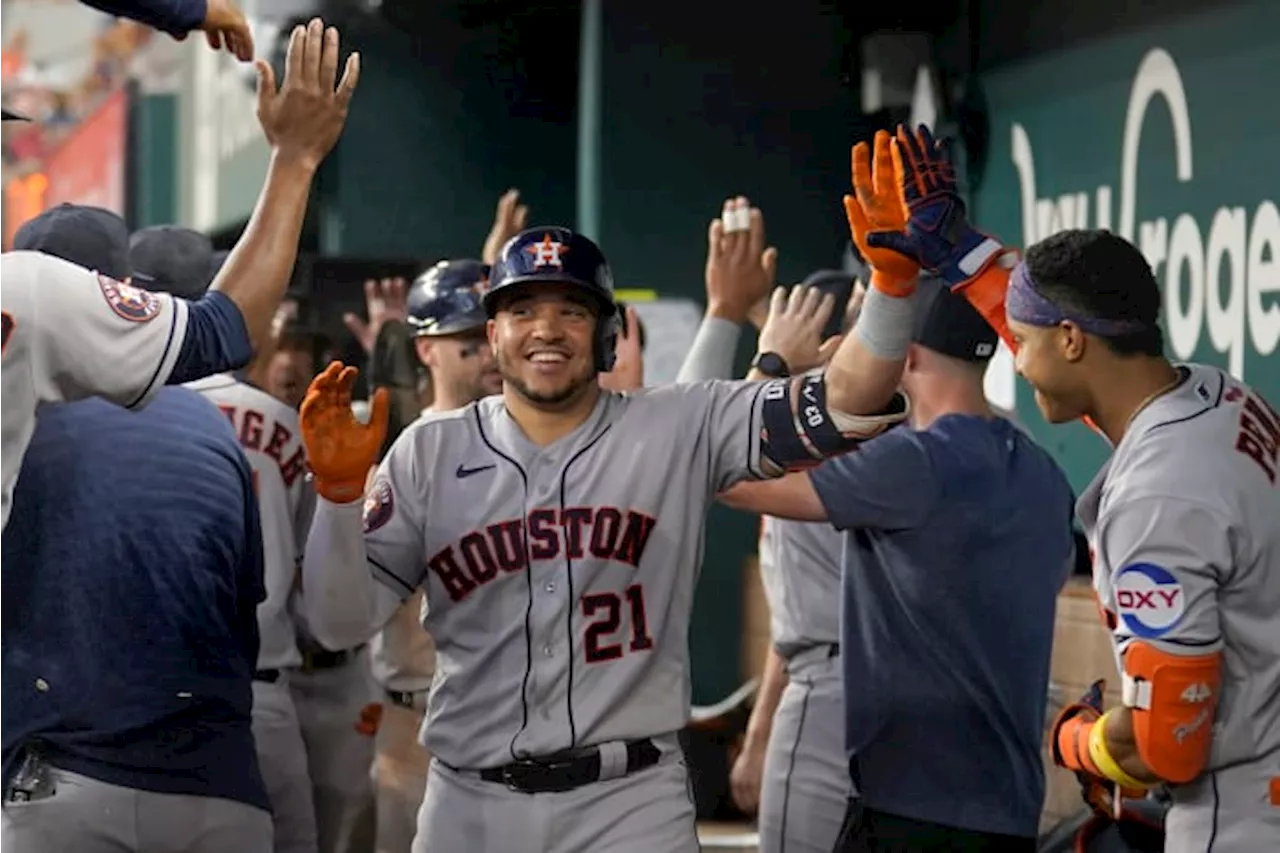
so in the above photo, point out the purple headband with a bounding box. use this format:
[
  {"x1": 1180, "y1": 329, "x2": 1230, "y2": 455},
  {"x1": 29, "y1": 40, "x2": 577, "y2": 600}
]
[{"x1": 1006, "y1": 261, "x2": 1150, "y2": 337}]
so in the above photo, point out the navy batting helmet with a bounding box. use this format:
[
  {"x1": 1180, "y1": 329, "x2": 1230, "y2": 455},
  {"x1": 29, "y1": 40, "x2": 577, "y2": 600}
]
[
  {"x1": 407, "y1": 259, "x2": 491, "y2": 337},
  {"x1": 483, "y1": 227, "x2": 620, "y2": 371}
]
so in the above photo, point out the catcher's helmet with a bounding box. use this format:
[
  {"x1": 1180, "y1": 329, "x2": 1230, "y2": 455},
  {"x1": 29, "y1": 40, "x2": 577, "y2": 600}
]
[
  {"x1": 483, "y1": 227, "x2": 620, "y2": 372},
  {"x1": 407, "y1": 259, "x2": 491, "y2": 337}
]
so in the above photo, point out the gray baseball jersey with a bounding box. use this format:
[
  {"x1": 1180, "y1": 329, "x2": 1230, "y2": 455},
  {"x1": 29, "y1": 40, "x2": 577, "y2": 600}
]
[
  {"x1": 370, "y1": 591, "x2": 437, "y2": 693},
  {"x1": 0, "y1": 251, "x2": 188, "y2": 528},
  {"x1": 186, "y1": 374, "x2": 312, "y2": 670},
  {"x1": 370, "y1": 408, "x2": 439, "y2": 695},
  {"x1": 362, "y1": 381, "x2": 774, "y2": 769},
  {"x1": 758, "y1": 516, "x2": 844, "y2": 657},
  {"x1": 1077, "y1": 364, "x2": 1280, "y2": 853}
]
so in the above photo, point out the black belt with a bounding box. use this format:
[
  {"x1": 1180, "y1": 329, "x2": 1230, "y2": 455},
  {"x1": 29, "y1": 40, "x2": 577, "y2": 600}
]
[
  {"x1": 298, "y1": 644, "x2": 363, "y2": 672},
  {"x1": 385, "y1": 689, "x2": 425, "y2": 710},
  {"x1": 471, "y1": 738, "x2": 660, "y2": 794},
  {"x1": 254, "y1": 669, "x2": 280, "y2": 683}
]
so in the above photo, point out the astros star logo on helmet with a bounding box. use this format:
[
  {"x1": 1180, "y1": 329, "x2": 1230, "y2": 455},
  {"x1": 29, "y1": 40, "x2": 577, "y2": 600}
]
[
  {"x1": 525, "y1": 234, "x2": 569, "y2": 269},
  {"x1": 98, "y1": 274, "x2": 162, "y2": 323}
]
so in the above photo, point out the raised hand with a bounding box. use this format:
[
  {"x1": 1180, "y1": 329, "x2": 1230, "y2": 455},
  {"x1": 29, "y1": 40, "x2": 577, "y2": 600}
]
[
  {"x1": 482, "y1": 189, "x2": 530, "y2": 265},
  {"x1": 299, "y1": 362, "x2": 389, "y2": 503},
  {"x1": 705, "y1": 196, "x2": 777, "y2": 323},
  {"x1": 343, "y1": 278, "x2": 408, "y2": 355},
  {"x1": 843, "y1": 130, "x2": 918, "y2": 296},
  {"x1": 865, "y1": 124, "x2": 1007, "y2": 293},
  {"x1": 255, "y1": 19, "x2": 360, "y2": 171},
  {"x1": 199, "y1": 0, "x2": 254, "y2": 61},
  {"x1": 599, "y1": 305, "x2": 645, "y2": 392},
  {"x1": 757, "y1": 284, "x2": 843, "y2": 374}
]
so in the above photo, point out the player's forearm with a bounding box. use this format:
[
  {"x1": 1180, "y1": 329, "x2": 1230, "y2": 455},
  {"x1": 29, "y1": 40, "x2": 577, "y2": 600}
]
[
  {"x1": 824, "y1": 287, "x2": 914, "y2": 415},
  {"x1": 1102, "y1": 706, "x2": 1163, "y2": 785},
  {"x1": 675, "y1": 316, "x2": 741, "y2": 383},
  {"x1": 78, "y1": 0, "x2": 205, "y2": 35},
  {"x1": 302, "y1": 498, "x2": 383, "y2": 651},
  {"x1": 208, "y1": 154, "x2": 317, "y2": 357},
  {"x1": 957, "y1": 261, "x2": 1016, "y2": 354},
  {"x1": 742, "y1": 646, "x2": 788, "y2": 750}
]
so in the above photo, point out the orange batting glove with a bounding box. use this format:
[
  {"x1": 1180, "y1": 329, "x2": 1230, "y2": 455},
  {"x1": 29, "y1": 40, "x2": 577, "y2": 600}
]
[
  {"x1": 300, "y1": 361, "x2": 389, "y2": 503},
  {"x1": 843, "y1": 129, "x2": 919, "y2": 298}
]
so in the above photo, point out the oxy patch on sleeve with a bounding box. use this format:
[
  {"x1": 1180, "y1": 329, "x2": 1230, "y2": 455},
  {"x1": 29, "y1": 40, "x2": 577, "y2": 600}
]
[
  {"x1": 98, "y1": 274, "x2": 162, "y2": 322},
  {"x1": 362, "y1": 477, "x2": 396, "y2": 533},
  {"x1": 1114, "y1": 562, "x2": 1185, "y2": 639}
]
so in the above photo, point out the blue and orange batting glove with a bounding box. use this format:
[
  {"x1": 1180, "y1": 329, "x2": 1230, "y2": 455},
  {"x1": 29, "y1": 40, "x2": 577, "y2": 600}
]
[
  {"x1": 299, "y1": 361, "x2": 389, "y2": 503},
  {"x1": 865, "y1": 124, "x2": 1009, "y2": 294}
]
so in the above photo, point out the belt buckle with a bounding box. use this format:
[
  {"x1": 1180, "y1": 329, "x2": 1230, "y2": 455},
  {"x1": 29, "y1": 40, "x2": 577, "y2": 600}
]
[{"x1": 501, "y1": 760, "x2": 537, "y2": 793}]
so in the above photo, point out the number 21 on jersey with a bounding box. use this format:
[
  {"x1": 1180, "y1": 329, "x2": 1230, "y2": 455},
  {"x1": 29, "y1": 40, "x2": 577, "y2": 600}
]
[{"x1": 582, "y1": 584, "x2": 654, "y2": 663}]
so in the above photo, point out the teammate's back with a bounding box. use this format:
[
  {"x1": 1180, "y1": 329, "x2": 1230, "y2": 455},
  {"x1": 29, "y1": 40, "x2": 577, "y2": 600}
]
[
  {"x1": 1, "y1": 387, "x2": 268, "y2": 812},
  {"x1": 187, "y1": 374, "x2": 311, "y2": 670}
]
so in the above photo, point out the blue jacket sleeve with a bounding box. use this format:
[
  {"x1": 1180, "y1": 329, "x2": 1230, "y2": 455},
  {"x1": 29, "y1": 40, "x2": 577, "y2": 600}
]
[
  {"x1": 168, "y1": 290, "x2": 254, "y2": 385},
  {"x1": 79, "y1": 0, "x2": 206, "y2": 36},
  {"x1": 807, "y1": 427, "x2": 939, "y2": 531}
]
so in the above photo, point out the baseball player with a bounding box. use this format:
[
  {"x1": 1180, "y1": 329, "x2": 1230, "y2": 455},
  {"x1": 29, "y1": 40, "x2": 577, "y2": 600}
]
[
  {"x1": 127, "y1": 224, "x2": 319, "y2": 853},
  {"x1": 675, "y1": 222, "x2": 861, "y2": 852},
  {"x1": 884, "y1": 124, "x2": 1280, "y2": 852},
  {"x1": 370, "y1": 259, "x2": 501, "y2": 853},
  {"x1": 0, "y1": 19, "x2": 359, "y2": 530},
  {"x1": 697, "y1": 275, "x2": 863, "y2": 853},
  {"x1": 292, "y1": 147, "x2": 922, "y2": 852}
]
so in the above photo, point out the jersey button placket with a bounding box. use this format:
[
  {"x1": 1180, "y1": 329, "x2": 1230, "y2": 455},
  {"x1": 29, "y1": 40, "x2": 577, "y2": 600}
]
[{"x1": 527, "y1": 455, "x2": 570, "y2": 739}]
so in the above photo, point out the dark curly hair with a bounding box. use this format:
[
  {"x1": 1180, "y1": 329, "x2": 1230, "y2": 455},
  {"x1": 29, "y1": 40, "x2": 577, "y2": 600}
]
[{"x1": 1024, "y1": 229, "x2": 1164, "y2": 357}]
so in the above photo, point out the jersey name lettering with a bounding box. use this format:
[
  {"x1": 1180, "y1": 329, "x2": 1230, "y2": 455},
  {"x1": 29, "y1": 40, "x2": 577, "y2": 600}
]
[
  {"x1": 1234, "y1": 392, "x2": 1280, "y2": 484},
  {"x1": 216, "y1": 404, "x2": 307, "y2": 487},
  {"x1": 428, "y1": 506, "x2": 658, "y2": 602}
]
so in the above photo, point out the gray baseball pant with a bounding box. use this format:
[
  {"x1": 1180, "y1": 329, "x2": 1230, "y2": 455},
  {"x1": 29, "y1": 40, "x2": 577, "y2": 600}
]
[
  {"x1": 759, "y1": 647, "x2": 854, "y2": 853},
  {"x1": 253, "y1": 675, "x2": 319, "y2": 853},
  {"x1": 413, "y1": 741, "x2": 698, "y2": 853},
  {"x1": 1, "y1": 765, "x2": 272, "y2": 853}
]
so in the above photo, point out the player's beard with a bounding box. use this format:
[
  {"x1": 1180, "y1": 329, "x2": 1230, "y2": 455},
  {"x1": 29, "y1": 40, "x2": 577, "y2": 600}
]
[{"x1": 498, "y1": 350, "x2": 596, "y2": 409}]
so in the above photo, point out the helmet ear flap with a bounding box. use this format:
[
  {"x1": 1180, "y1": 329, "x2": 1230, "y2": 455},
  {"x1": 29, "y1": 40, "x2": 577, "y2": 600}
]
[{"x1": 594, "y1": 303, "x2": 622, "y2": 373}]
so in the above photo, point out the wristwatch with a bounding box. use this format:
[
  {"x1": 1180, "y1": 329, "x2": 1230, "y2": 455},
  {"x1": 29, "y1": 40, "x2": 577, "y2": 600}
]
[{"x1": 751, "y1": 352, "x2": 791, "y2": 378}]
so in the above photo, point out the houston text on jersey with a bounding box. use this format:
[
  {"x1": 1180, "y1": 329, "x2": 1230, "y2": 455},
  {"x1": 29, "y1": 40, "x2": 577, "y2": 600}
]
[{"x1": 428, "y1": 506, "x2": 658, "y2": 602}]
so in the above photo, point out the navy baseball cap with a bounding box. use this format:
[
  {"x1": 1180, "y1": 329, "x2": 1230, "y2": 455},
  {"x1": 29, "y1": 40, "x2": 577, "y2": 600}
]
[
  {"x1": 912, "y1": 275, "x2": 999, "y2": 362},
  {"x1": 12, "y1": 203, "x2": 131, "y2": 280},
  {"x1": 129, "y1": 225, "x2": 219, "y2": 299}
]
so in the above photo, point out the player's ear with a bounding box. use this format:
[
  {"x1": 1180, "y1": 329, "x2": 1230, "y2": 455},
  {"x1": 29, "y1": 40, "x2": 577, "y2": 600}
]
[
  {"x1": 486, "y1": 318, "x2": 499, "y2": 350},
  {"x1": 904, "y1": 342, "x2": 922, "y2": 373}
]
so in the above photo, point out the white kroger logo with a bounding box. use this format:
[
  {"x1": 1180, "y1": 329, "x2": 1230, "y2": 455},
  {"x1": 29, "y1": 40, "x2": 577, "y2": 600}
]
[{"x1": 1009, "y1": 48, "x2": 1280, "y2": 382}]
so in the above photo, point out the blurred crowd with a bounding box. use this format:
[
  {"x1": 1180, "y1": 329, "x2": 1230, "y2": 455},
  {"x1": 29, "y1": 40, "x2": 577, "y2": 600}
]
[{"x1": 1, "y1": 11, "x2": 150, "y2": 180}]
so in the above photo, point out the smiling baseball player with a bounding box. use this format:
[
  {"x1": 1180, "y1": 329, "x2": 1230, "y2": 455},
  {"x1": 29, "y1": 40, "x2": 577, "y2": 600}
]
[
  {"x1": 879, "y1": 124, "x2": 1280, "y2": 853},
  {"x1": 295, "y1": 175, "x2": 918, "y2": 850}
]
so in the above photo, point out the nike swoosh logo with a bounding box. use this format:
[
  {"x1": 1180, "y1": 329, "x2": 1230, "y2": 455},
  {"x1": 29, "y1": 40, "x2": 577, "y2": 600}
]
[{"x1": 456, "y1": 463, "x2": 496, "y2": 479}]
